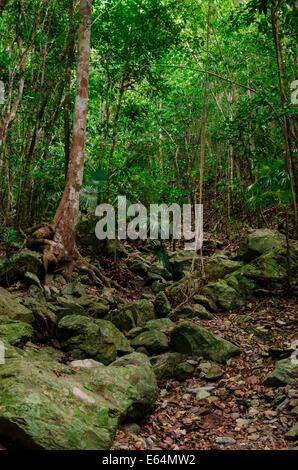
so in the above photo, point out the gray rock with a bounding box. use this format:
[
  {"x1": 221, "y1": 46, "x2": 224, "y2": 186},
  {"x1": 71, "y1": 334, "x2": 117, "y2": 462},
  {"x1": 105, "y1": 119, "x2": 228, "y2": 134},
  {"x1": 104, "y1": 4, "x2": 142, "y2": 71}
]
[{"x1": 215, "y1": 437, "x2": 236, "y2": 445}]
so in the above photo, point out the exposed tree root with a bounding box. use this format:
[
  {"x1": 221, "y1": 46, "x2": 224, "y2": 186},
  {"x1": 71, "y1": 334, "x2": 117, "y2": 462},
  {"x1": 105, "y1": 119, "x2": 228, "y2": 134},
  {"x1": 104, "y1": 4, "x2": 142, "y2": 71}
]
[{"x1": 25, "y1": 223, "x2": 114, "y2": 289}]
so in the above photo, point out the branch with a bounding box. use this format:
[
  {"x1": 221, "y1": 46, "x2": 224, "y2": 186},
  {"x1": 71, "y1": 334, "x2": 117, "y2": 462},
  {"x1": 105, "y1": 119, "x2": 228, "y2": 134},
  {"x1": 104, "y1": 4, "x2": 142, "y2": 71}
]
[{"x1": 124, "y1": 63, "x2": 258, "y2": 93}]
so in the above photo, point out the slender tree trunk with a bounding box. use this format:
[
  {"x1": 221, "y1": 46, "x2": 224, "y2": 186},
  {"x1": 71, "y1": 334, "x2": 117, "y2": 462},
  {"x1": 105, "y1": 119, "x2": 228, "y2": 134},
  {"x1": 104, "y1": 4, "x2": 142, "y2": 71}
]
[
  {"x1": 271, "y1": 2, "x2": 298, "y2": 237},
  {"x1": 64, "y1": 0, "x2": 76, "y2": 179},
  {"x1": 105, "y1": 0, "x2": 143, "y2": 203}
]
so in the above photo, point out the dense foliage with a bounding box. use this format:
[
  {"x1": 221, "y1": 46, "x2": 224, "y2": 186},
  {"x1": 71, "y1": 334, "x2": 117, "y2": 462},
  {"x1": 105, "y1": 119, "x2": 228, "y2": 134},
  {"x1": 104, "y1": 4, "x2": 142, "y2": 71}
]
[{"x1": 0, "y1": 0, "x2": 297, "y2": 242}]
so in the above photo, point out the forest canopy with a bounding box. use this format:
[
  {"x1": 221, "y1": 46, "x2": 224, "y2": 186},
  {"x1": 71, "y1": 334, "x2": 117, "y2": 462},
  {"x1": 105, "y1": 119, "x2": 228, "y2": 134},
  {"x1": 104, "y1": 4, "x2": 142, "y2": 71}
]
[{"x1": 0, "y1": 0, "x2": 297, "y2": 246}]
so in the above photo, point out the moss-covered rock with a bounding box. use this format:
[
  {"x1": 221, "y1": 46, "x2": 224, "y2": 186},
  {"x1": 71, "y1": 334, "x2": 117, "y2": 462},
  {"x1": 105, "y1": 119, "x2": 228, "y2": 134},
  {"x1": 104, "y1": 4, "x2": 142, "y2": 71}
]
[
  {"x1": 169, "y1": 252, "x2": 197, "y2": 280},
  {"x1": 57, "y1": 315, "x2": 133, "y2": 364},
  {"x1": 262, "y1": 358, "x2": 298, "y2": 387},
  {"x1": 61, "y1": 281, "x2": 86, "y2": 298},
  {"x1": 106, "y1": 239, "x2": 128, "y2": 260},
  {"x1": 111, "y1": 299, "x2": 156, "y2": 332},
  {"x1": 204, "y1": 253, "x2": 243, "y2": 281},
  {"x1": 22, "y1": 295, "x2": 58, "y2": 340},
  {"x1": 0, "y1": 250, "x2": 42, "y2": 286},
  {"x1": 193, "y1": 294, "x2": 217, "y2": 312},
  {"x1": 127, "y1": 258, "x2": 149, "y2": 276},
  {"x1": 285, "y1": 423, "x2": 298, "y2": 441},
  {"x1": 203, "y1": 243, "x2": 298, "y2": 311},
  {"x1": 127, "y1": 318, "x2": 173, "y2": 340},
  {"x1": 154, "y1": 291, "x2": 171, "y2": 317},
  {"x1": 170, "y1": 304, "x2": 194, "y2": 321},
  {"x1": 51, "y1": 293, "x2": 110, "y2": 320},
  {"x1": 151, "y1": 281, "x2": 168, "y2": 293},
  {"x1": 148, "y1": 262, "x2": 172, "y2": 280},
  {"x1": 203, "y1": 280, "x2": 243, "y2": 311},
  {"x1": 131, "y1": 329, "x2": 169, "y2": 355},
  {"x1": 198, "y1": 361, "x2": 223, "y2": 380},
  {"x1": 0, "y1": 345, "x2": 157, "y2": 449},
  {"x1": 150, "y1": 352, "x2": 195, "y2": 381},
  {"x1": 0, "y1": 316, "x2": 34, "y2": 347},
  {"x1": 110, "y1": 352, "x2": 158, "y2": 419},
  {"x1": 170, "y1": 321, "x2": 241, "y2": 363},
  {"x1": 143, "y1": 318, "x2": 174, "y2": 332},
  {"x1": 0, "y1": 287, "x2": 34, "y2": 323},
  {"x1": 236, "y1": 229, "x2": 285, "y2": 262},
  {"x1": 193, "y1": 304, "x2": 213, "y2": 319}
]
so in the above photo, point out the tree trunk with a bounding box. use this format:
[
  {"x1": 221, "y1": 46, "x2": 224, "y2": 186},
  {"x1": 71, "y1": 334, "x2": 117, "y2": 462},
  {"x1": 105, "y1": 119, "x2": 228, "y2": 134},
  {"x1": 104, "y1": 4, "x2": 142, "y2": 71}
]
[
  {"x1": 271, "y1": 2, "x2": 298, "y2": 237},
  {"x1": 34, "y1": 0, "x2": 92, "y2": 267},
  {"x1": 64, "y1": 0, "x2": 76, "y2": 180}
]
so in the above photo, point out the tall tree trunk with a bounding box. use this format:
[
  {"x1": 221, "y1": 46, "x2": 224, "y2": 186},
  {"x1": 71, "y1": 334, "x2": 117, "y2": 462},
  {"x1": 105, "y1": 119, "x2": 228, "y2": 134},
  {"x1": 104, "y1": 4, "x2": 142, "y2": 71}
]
[
  {"x1": 198, "y1": 0, "x2": 212, "y2": 279},
  {"x1": 36, "y1": 0, "x2": 92, "y2": 266}
]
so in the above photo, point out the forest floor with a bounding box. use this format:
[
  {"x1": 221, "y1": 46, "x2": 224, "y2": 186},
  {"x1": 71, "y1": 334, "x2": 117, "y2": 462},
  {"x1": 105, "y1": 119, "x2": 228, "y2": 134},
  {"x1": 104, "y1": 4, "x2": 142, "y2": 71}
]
[
  {"x1": 112, "y1": 296, "x2": 297, "y2": 450},
  {"x1": 0, "y1": 221, "x2": 297, "y2": 451}
]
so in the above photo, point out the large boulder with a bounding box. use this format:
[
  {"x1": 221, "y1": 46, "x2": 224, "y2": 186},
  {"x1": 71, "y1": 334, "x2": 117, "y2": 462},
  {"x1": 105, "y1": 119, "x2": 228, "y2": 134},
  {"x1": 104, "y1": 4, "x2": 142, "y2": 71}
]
[
  {"x1": 170, "y1": 321, "x2": 241, "y2": 363},
  {"x1": 0, "y1": 316, "x2": 34, "y2": 347},
  {"x1": 57, "y1": 315, "x2": 133, "y2": 364},
  {"x1": 236, "y1": 229, "x2": 285, "y2": 262},
  {"x1": 262, "y1": 358, "x2": 298, "y2": 387},
  {"x1": 0, "y1": 287, "x2": 34, "y2": 323},
  {"x1": 204, "y1": 252, "x2": 243, "y2": 281},
  {"x1": 203, "y1": 244, "x2": 298, "y2": 311},
  {"x1": 110, "y1": 299, "x2": 156, "y2": 332},
  {"x1": 0, "y1": 250, "x2": 42, "y2": 286},
  {"x1": 0, "y1": 344, "x2": 157, "y2": 449}
]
